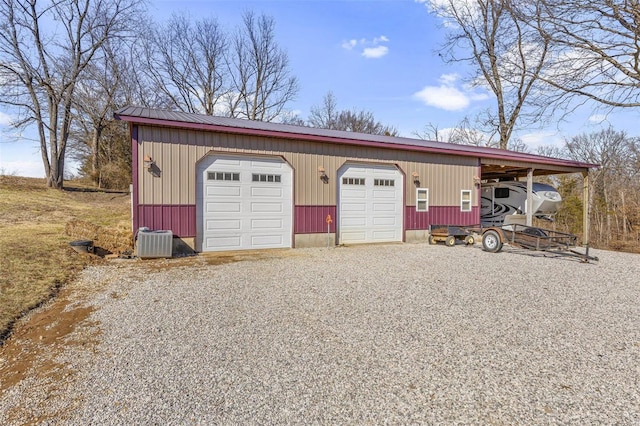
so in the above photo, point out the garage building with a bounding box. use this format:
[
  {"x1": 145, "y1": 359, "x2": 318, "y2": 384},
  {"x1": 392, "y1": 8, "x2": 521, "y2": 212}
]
[{"x1": 115, "y1": 107, "x2": 595, "y2": 252}]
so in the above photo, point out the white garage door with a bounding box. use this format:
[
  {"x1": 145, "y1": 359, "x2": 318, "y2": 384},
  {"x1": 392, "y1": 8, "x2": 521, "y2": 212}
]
[
  {"x1": 196, "y1": 155, "x2": 293, "y2": 252},
  {"x1": 338, "y1": 164, "x2": 403, "y2": 244}
]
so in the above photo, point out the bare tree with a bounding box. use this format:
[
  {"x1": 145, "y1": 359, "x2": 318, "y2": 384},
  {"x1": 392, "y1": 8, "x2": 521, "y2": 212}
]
[
  {"x1": 308, "y1": 92, "x2": 340, "y2": 129},
  {"x1": 142, "y1": 13, "x2": 229, "y2": 115},
  {"x1": 0, "y1": 0, "x2": 143, "y2": 188},
  {"x1": 563, "y1": 127, "x2": 639, "y2": 244},
  {"x1": 228, "y1": 11, "x2": 299, "y2": 121},
  {"x1": 414, "y1": 116, "x2": 497, "y2": 146},
  {"x1": 425, "y1": 0, "x2": 551, "y2": 149},
  {"x1": 535, "y1": 0, "x2": 640, "y2": 109},
  {"x1": 308, "y1": 92, "x2": 398, "y2": 136},
  {"x1": 70, "y1": 41, "x2": 122, "y2": 186}
]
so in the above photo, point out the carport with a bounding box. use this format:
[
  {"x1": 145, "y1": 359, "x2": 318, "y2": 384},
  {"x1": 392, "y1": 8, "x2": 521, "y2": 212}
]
[{"x1": 480, "y1": 157, "x2": 594, "y2": 246}]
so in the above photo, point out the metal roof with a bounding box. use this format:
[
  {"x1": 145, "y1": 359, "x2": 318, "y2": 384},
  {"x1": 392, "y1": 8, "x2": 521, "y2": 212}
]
[{"x1": 115, "y1": 106, "x2": 597, "y2": 171}]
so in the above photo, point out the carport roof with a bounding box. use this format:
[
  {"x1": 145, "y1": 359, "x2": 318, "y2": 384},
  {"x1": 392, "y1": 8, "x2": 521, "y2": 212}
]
[{"x1": 115, "y1": 106, "x2": 597, "y2": 176}]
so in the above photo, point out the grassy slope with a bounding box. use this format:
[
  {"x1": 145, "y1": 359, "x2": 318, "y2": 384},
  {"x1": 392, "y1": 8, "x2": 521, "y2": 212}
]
[{"x1": 0, "y1": 176, "x2": 131, "y2": 340}]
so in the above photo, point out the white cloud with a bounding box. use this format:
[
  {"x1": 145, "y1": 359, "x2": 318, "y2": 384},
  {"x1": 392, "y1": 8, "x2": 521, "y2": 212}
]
[
  {"x1": 588, "y1": 114, "x2": 608, "y2": 123},
  {"x1": 362, "y1": 46, "x2": 389, "y2": 59},
  {"x1": 439, "y1": 73, "x2": 459, "y2": 85},
  {"x1": 519, "y1": 131, "x2": 562, "y2": 150},
  {"x1": 341, "y1": 39, "x2": 357, "y2": 50},
  {"x1": 413, "y1": 85, "x2": 470, "y2": 111},
  {"x1": 413, "y1": 73, "x2": 488, "y2": 111},
  {"x1": 342, "y1": 35, "x2": 390, "y2": 59},
  {"x1": 0, "y1": 111, "x2": 14, "y2": 127}
]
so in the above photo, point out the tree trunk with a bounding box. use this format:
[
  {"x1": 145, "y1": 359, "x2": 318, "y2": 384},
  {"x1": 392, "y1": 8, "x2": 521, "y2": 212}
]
[
  {"x1": 621, "y1": 190, "x2": 627, "y2": 240},
  {"x1": 92, "y1": 128, "x2": 101, "y2": 187},
  {"x1": 603, "y1": 186, "x2": 610, "y2": 243}
]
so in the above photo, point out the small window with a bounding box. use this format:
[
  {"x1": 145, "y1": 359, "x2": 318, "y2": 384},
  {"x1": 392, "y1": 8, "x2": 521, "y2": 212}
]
[
  {"x1": 461, "y1": 190, "x2": 472, "y2": 212},
  {"x1": 252, "y1": 173, "x2": 281, "y2": 183},
  {"x1": 495, "y1": 187, "x2": 509, "y2": 198},
  {"x1": 374, "y1": 179, "x2": 395, "y2": 187},
  {"x1": 416, "y1": 188, "x2": 429, "y2": 212},
  {"x1": 342, "y1": 177, "x2": 365, "y2": 185},
  {"x1": 208, "y1": 171, "x2": 239, "y2": 181}
]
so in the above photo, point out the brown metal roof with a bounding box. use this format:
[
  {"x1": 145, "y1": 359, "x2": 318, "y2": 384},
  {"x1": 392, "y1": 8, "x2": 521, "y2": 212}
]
[{"x1": 115, "y1": 106, "x2": 597, "y2": 172}]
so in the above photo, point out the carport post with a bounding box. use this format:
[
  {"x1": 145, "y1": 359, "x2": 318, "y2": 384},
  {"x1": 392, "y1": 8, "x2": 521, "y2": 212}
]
[
  {"x1": 526, "y1": 168, "x2": 534, "y2": 226},
  {"x1": 582, "y1": 171, "x2": 590, "y2": 247}
]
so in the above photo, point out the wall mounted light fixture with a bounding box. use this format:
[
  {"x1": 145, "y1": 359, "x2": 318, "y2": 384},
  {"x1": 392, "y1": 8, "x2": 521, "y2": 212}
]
[
  {"x1": 144, "y1": 154, "x2": 161, "y2": 177},
  {"x1": 411, "y1": 171, "x2": 420, "y2": 185},
  {"x1": 318, "y1": 166, "x2": 329, "y2": 183},
  {"x1": 473, "y1": 175, "x2": 481, "y2": 186}
]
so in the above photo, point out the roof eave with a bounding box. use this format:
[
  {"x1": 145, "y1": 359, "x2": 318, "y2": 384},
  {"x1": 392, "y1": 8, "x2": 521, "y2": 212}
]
[{"x1": 114, "y1": 112, "x2": 598, "y2": 171}]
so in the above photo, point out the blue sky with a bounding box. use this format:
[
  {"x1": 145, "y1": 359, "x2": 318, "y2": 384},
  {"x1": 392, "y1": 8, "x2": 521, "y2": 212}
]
[{"x1": 1, "y1": 0, "x2": 637, "y2": 177}]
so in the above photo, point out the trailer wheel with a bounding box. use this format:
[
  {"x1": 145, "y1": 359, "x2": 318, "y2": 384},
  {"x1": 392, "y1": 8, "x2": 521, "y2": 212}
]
[
  {"x1": 445, "y1": 236, "x2": 456, "y2": 247},
  {"x1": 464, "y1": 235, "x2": 475, "y2": 245},
  {"x1": 482, "y1": 230, "x2": 503, "y2": 253},
  {"x1": 428, "y1": 235, "x2": 436, "y2": 245}
]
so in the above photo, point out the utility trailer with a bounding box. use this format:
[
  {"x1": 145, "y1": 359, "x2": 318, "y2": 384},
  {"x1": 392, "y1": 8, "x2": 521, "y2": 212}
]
[
  {"x1": 429, "y1": 224, "x2": 476, "y2": 247},
  {"x1": 480, "y1": 224, "x2": 598, "y2": 262}
]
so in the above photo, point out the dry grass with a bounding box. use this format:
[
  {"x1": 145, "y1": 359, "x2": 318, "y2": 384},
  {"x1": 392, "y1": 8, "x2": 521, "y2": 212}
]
[{"x1": 0, "y1": 176, "x2": 131, "y2": 342}]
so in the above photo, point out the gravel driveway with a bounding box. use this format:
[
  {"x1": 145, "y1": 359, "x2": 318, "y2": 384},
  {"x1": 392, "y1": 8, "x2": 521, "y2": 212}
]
[{"x1": 2, "y1": 243, "x2": 640, "y2": 424}]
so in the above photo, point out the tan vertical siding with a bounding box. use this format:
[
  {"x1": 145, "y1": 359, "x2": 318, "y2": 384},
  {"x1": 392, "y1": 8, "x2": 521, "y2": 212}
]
[{"x1": 137, "y1": 126, "x2": 478, "y2": 207}]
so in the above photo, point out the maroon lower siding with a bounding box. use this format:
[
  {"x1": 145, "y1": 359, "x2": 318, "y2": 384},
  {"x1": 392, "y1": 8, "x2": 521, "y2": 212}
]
[
  {"x1": 136, "y1": 204, "x2": 478, "y2": 238},
  {"x1": 405, "y1": 206, "x2": 479, "y2": 230},
  {"x1": 295, "y1": 205, "x2": 336, "y2": 233},
  {"x1": 138, "y1": 205, "x2": 196, "y2": 237}
]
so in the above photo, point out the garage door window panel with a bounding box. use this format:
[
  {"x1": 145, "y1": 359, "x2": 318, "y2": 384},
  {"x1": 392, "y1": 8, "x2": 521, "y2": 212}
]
[
  {"x1": 374, "y1": 179, "x2": 395, "y2": 187},
  {"x1": 208, "y1": 171, "x2": 240, "y2": 181},
  {"x1": 342, "y1": 177, "x2": 365, "y2": 185},
  {"x1": 252, "y1": 173, "x2": 281, "y2": 183}
]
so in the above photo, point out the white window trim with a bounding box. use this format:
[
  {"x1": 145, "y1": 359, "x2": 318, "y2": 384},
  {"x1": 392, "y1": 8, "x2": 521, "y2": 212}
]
[
  {"x1": 460, "y1": 189, "x2": 472, "y2": 212},
  {"x1": 416, "y1": 188, "x2": 429, "y2": 212}
]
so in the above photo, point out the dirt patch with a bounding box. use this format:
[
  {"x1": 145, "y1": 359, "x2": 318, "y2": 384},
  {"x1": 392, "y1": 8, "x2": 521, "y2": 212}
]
[
  {"x1": 0, "y1": 285, "x2": 99, "y2": 396},
  {"x1": 65, "y1": 219, "x2": 132, "y2": 255},
  {"x1": 131, "y1": 248, "x2": 305, "y2": 271}
]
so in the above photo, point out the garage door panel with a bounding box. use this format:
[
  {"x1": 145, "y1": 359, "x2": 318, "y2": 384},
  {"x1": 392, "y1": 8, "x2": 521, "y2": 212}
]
[
  {"x1": 252, "y1": 160, "x2": 282, "y2": 168},
  {"x1": 341, "y1": 231, "x2": 366, "y2": 242},
  {"x1": 251, "y1": 202, "x2": 283, "y2": 213},
  {"x1": 251, "y1": 218, "x2": 283, "y2": 229},
  {"x1": 251, "y1": 234, "x2": 284, "y2": 246},
  {"x1": 251, "y1": 187, "x2": 283, "y2": 197},
  {"x1": 372, "y1": 216, "x2": 396, "y2": 226},
  {"x1": 372, "y1": 189, "x2": 395, "y2": 198},
  {"x1": 206, "y1": 185, "x2": 241, "y2": 197},
  {"x1": 207, "y1": 202, "x2": 241, "y2": 213},
  {"x1": 207, "y1": 219, "x2": 241, "y2": 230},
  {"x1": 342, "y1": 217, "x2": 367, "y2": 226},
  {"x1": 341, "y1": 189, "x2": 366, "y2": 198},
  {"x1": 373, "y1": 203, "x2": 396, "y2": 212},
  {"x1": 372, "y1": 230, "x2": 397, "y2": 240},
  {"x1": 342, "y1": 203, "x2": 366, "y2": 212},
  {"x1": 215, "y1": 158, "x2": 242, "y2": 166},
  {"x1": 206, "y1": 236, "x2": 241, "y2": 248}
]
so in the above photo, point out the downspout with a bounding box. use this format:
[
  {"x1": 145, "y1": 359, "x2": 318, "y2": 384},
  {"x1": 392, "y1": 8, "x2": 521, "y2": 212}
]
[
  {"x1": 582, "y1": 170, "x2": 590, "y2": 249},
  {"x1": 131, "y1": 124, "x2": 139, "y2": 234},
  {"x1": 526, "y1": 168, "x2": 534, "y2": 226}
]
